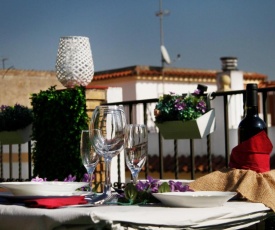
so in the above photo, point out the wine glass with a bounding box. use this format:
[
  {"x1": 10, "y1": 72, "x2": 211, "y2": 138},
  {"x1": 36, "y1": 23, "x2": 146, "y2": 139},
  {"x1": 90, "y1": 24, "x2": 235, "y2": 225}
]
[
  {"x1": 55, "y1": 36, "x2": 94, "y2": 88},
  {"x1": 90, "y1": 105, "x2": 126, "y2": 201},
  {"x1": 80, "y1": 130, "x2": 99, "y2": 194},
  {"x1": 125, "y1": 124, "x2": 148, "y2": 184}
]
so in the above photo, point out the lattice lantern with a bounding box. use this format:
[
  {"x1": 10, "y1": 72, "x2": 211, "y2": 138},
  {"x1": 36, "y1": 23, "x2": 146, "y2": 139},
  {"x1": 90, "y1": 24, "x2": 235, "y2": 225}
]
[{"x1": 56, "y1": 36, "x2": 94, "y2": 88}]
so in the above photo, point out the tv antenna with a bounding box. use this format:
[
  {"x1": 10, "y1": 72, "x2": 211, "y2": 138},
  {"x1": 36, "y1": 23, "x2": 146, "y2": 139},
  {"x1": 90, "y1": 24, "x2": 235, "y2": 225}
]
[
  {"x1": 2, "y1": 58, "x2": 8, "y2": 69},
  {"x1": 156, "y1": 0, "x2": 170, "y2": 66}
]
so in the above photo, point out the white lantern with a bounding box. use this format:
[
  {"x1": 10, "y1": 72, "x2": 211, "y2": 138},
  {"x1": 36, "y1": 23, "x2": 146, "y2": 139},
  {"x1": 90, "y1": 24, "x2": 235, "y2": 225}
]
[{"x1": 56, "y1": 36, "x2": 94, "y2": 88}]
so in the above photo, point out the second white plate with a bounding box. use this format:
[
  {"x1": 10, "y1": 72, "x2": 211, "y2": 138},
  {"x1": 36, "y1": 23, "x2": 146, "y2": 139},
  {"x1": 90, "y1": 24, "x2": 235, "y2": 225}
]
[{"x1": 153, "y1": 191, "x2": 236, "y2": 208}]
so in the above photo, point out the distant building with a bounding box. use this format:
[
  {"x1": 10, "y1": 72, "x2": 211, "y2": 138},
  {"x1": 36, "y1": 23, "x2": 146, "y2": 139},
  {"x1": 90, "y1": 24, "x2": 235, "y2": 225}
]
[
  {"x1": 90, "y1": 65, "x2": 267, "y2": 101},
  {"x1": 0, "y1": 63, "x2": 269, "y2": 107}
]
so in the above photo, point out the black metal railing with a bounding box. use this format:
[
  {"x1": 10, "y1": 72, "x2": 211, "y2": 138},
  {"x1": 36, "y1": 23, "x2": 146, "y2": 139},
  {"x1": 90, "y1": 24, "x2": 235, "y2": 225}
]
[
  {"x1": 105, "y1": 86, "x2": 275, "y2": 182},
  {"x1": 0, "y1": 141, "x2": 32, "y2": 181},
  {"x1": 1, "y1": 87, "x2": 275, "y2": 182}
]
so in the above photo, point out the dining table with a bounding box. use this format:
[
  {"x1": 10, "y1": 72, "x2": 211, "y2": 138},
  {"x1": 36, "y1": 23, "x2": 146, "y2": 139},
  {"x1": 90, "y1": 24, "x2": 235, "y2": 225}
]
[{"x1": 0, "y1": 192, "x2": 271, "y2": 230}]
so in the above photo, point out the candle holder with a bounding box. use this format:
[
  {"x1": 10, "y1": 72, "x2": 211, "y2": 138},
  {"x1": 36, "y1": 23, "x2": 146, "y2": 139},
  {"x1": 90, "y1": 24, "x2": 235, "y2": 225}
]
[{"x1": 56, "y1": 36, "x2": 94, "y2": 88}]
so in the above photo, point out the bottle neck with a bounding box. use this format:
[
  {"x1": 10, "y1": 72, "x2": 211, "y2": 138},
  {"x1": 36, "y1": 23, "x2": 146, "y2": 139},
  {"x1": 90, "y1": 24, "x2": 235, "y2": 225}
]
[
  {"x1": 245, "y1": 106, "x2": 259, "y2": 117},
  {"x1": 245, "y1": 87, "x2": 258, "y2": 116}
]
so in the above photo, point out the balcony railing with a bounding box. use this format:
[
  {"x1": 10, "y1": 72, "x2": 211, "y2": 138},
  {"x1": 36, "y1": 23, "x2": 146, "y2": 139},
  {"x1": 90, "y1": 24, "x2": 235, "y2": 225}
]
[
  {"x1": 1, "y1": 87, "x2": 275, "y2": 182},
  {"x1": 105, "y1": 86, "x2": 275, "y2": 182}
]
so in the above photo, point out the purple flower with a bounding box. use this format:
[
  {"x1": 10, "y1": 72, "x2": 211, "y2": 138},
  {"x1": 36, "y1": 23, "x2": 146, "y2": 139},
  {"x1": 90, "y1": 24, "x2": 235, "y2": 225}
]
[
  {"x1": 169, "y1": 181, "x2": 193, "y2": 192},
  {"x1": 81, "y1": 173, "x2": 94, "y2": 182},
  {"x1": 193, "y1": 89, "x2": 200, "y2": 95},
  {"x1": 31, "y1": 176, "x2": 45, "y2": 182},
  {"x1": 146, "y1": 176, "x2": 160, "y2": 193},
  {"x1": 136, "y1": 176, "x2": 160, "y2": 193},
  {"x1": 147, "y1": 175, "x2": 159, "y2": 184},
  {"x1": 0, "y1": 105, "x2": 8, "y2": 111},
  {"x1": 196, "y1": 100, "x2": 207, "y2": 113},
  {"x1": 136, "y1": 180, "x2": 147, "y2": 191},
  {"x1": 175, "y1": 100, "x2": 186, "y2": 111},
  {"x1": 64, "y1": 174, "x2": 76, "y2": 182}
]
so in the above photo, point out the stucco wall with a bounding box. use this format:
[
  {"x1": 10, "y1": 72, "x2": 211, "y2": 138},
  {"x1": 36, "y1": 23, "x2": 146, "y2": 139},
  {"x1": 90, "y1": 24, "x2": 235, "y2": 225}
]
[{"x1": 0, "y1": 69, "x2": 65, "y2": 107}]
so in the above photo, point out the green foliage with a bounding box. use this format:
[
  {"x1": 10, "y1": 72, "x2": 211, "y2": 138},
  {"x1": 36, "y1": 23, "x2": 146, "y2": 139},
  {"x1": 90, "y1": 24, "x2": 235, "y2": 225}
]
[
  {"x1": 158, "y1": 182, "x2": 171, "y2": 193},
  {"x1": 0, "y1": 104, "x2": 34, "y2": 131},
  {"x1": 117, "y1": 177, "x2": 194, "y2": 205},
  {"x1": 154, "y1": 90, "x2": 207, "y2": 123},
  {"x1": 31, "y1": 86, "x2": 88, "y2": 181},
  {"x1": 117, "y1": 182, "x2": 169, "y2": 205}
]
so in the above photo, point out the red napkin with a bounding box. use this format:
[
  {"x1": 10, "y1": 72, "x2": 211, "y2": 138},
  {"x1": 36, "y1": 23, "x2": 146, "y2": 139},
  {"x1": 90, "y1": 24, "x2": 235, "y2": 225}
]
[
  {"x1": 24, "y1": 196, "x2": 88, "y2": 209},
  {"x1": 229, "y1": 131, "x2": 273, "y2": 173}
]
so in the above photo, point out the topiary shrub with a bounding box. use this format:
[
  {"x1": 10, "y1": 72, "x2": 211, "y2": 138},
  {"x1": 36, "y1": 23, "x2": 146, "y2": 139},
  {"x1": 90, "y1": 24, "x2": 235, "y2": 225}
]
[{"x1": 31, "y1": 86, "x2": 88, "y2": 181}]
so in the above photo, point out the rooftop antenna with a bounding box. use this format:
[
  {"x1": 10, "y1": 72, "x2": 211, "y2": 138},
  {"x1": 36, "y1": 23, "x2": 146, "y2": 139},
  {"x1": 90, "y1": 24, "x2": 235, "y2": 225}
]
[
  {"x1": 2, "y1": 58, "x2": 8, "y2": 69},
  {"x1": 156, "y1": 0, "x2": 170, "y2": 94}
]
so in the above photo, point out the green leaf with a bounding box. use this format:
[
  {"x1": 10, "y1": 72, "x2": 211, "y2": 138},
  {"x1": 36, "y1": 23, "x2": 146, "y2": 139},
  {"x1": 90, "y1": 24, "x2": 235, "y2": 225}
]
[
  {"x1": 158, "y1": 182, "x2": 171, "y2": 193},
  {"x1": 124, "y1": 183, "x2": 138, "y2": 203}
]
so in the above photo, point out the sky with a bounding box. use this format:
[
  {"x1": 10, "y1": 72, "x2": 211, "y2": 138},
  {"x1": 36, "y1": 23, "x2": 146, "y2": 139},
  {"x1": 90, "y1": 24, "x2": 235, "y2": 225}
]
[{"x1": 1, "y1": 0, "x2": 275, "y2": 80}]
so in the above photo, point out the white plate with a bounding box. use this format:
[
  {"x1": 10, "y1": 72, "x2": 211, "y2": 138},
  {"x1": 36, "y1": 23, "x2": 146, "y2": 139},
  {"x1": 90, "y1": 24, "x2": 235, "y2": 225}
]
[
  {"x1": 0, "y1": 182, "x2": 88, "y2": 196},
  {"x1": 152, "y1": 191, "x2": 237, "y2": 208}
]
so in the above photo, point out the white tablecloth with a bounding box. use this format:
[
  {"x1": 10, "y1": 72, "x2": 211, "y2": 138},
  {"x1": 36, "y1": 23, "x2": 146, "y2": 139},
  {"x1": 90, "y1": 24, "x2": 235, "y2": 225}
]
[{"x1": 0, "y1": 201, "x2": 270, "y2": 230}]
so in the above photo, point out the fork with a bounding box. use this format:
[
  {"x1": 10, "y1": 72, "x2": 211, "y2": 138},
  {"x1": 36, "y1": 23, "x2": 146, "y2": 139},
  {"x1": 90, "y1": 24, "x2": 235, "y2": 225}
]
[{"x1": 88, "y1": 193, "x2": 118, "y2": 205}]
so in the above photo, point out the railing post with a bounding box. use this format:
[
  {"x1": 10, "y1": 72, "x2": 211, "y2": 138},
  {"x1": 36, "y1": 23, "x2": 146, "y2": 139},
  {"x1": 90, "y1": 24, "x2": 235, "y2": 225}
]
[
  {"x1": 207, "y1": 134, "x2": 212, "y2": 173},
  {"x1": 0, "y1": 144, "x2": 2, "y2": 178},
  {"x1": 262, "y1": 91, "x2": 268, "y2": 133},
  {"x1": 158, "y1": 132, "x2": 164, "y2": 179},
  {"x1": 174, "y1": 139, "x2": 178, "y2": 179},
  {"x1": 28, "y1": 141, "x2": 32, "y2": 180},
  {"x1": 190, "y1": 139, "x2": 195, "y2": 179},
  {"x1": 223, "y1": 95, "x2": 230, "y2": 167},
  {"x1": 18, "y1": 144, "x2": 21, "y2": 180},
  {"x1": 9, "y1": 144, "x2": 12, "y2": 179},
  {"x1": 143, "y1": 102, "x2": 149, "y2": 179}
]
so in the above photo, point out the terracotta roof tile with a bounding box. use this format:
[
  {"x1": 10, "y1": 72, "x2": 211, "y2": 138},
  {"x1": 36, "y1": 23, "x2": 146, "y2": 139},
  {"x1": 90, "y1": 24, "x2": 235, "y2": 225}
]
[
  {"x1": 93, "y1": 65, "x2": 267, "y2": 82},
  {"x1": 0, "y1": 66, "x2": 269, "y2": 83}
]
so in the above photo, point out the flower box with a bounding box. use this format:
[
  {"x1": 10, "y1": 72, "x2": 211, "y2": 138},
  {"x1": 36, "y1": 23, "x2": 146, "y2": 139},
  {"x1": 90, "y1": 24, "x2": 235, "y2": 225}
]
[
  {"x1": 0, "y1": 124, "x2": 32, "y2": 144},
  {"x1": 155, "y1": 109, "x2": 216, "y2": 139}
]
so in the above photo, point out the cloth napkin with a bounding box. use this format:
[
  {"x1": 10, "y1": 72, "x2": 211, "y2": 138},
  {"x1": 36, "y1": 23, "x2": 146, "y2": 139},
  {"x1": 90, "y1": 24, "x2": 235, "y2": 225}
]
[
  {"x1": 229, "y1": 130, "x2": 273, "y2": 173},
  {"x1": 24, "y1": 196, "x2": 87, "y2": 209},
  {"x1": 189, "y1": 168, "x2": 275, "y2": 211}
]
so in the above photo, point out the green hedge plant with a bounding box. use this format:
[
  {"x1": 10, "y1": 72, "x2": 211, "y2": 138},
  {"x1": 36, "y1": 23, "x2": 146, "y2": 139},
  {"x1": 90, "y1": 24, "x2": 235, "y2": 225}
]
[{"x1": 31, "y1": 86, "x2": 88, "y2": 181}]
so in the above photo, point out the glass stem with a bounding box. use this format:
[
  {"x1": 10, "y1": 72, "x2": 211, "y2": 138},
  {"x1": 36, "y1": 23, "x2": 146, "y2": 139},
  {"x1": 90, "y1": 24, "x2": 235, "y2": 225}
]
[
  {"x1": 89, "y1": 172, "x2": 93, "y2": 192},
  {"x1": 104, "y1": 158, "x2": 112, "y2": 195},
  {"x1": 132, "y1": 174, "x2": 138, "y2": 185}
]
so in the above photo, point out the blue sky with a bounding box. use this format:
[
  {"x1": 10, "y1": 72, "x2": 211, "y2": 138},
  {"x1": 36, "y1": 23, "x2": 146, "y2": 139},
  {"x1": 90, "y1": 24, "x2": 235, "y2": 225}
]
[{"x1": 1, "y1": 0, "x2": 275, "y2": 80}]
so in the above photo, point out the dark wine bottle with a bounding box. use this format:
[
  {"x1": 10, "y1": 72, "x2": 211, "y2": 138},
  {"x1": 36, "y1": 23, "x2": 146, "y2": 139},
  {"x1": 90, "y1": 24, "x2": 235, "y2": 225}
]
[{"x1": 238, "y1": 83, "x2": 267, "y2": 143}]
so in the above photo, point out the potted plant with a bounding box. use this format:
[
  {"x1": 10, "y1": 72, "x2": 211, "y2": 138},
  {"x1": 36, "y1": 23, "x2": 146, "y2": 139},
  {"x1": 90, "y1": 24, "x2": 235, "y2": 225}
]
[
  {"x1": 0, "y1": 104, "x2": 34, "y2": 144},
  {"x1": 154, "y1": 85, "x2": 215, "y2": 139}
]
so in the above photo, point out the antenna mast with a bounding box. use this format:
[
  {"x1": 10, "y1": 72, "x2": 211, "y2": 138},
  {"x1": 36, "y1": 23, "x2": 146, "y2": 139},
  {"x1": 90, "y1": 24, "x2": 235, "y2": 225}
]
[
  {"x1": 156, "y1": 0, "x2": 170, "y2": 67},
  {"x1": 156, "y1": 0, "x2": 170, "y2": 95}
]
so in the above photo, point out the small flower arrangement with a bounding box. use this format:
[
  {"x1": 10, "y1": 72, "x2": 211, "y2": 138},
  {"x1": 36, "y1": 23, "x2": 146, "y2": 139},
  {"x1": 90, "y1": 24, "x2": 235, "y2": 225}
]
[
  {"x1": 154, "y1": 88, "x2": 207, "y2": 123},
  {"x1": 0, "y1": 104, "x2": 34, "y2": 131},
  {"x1": 31, "y1": 174, "x2": 99, "y2": 192},
  {"x1": 117, "y1": 176, "x2": 193, "y2": 205},
  {"x1": 31, "y1": 174, "x2": 78, "y2": 182}
]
